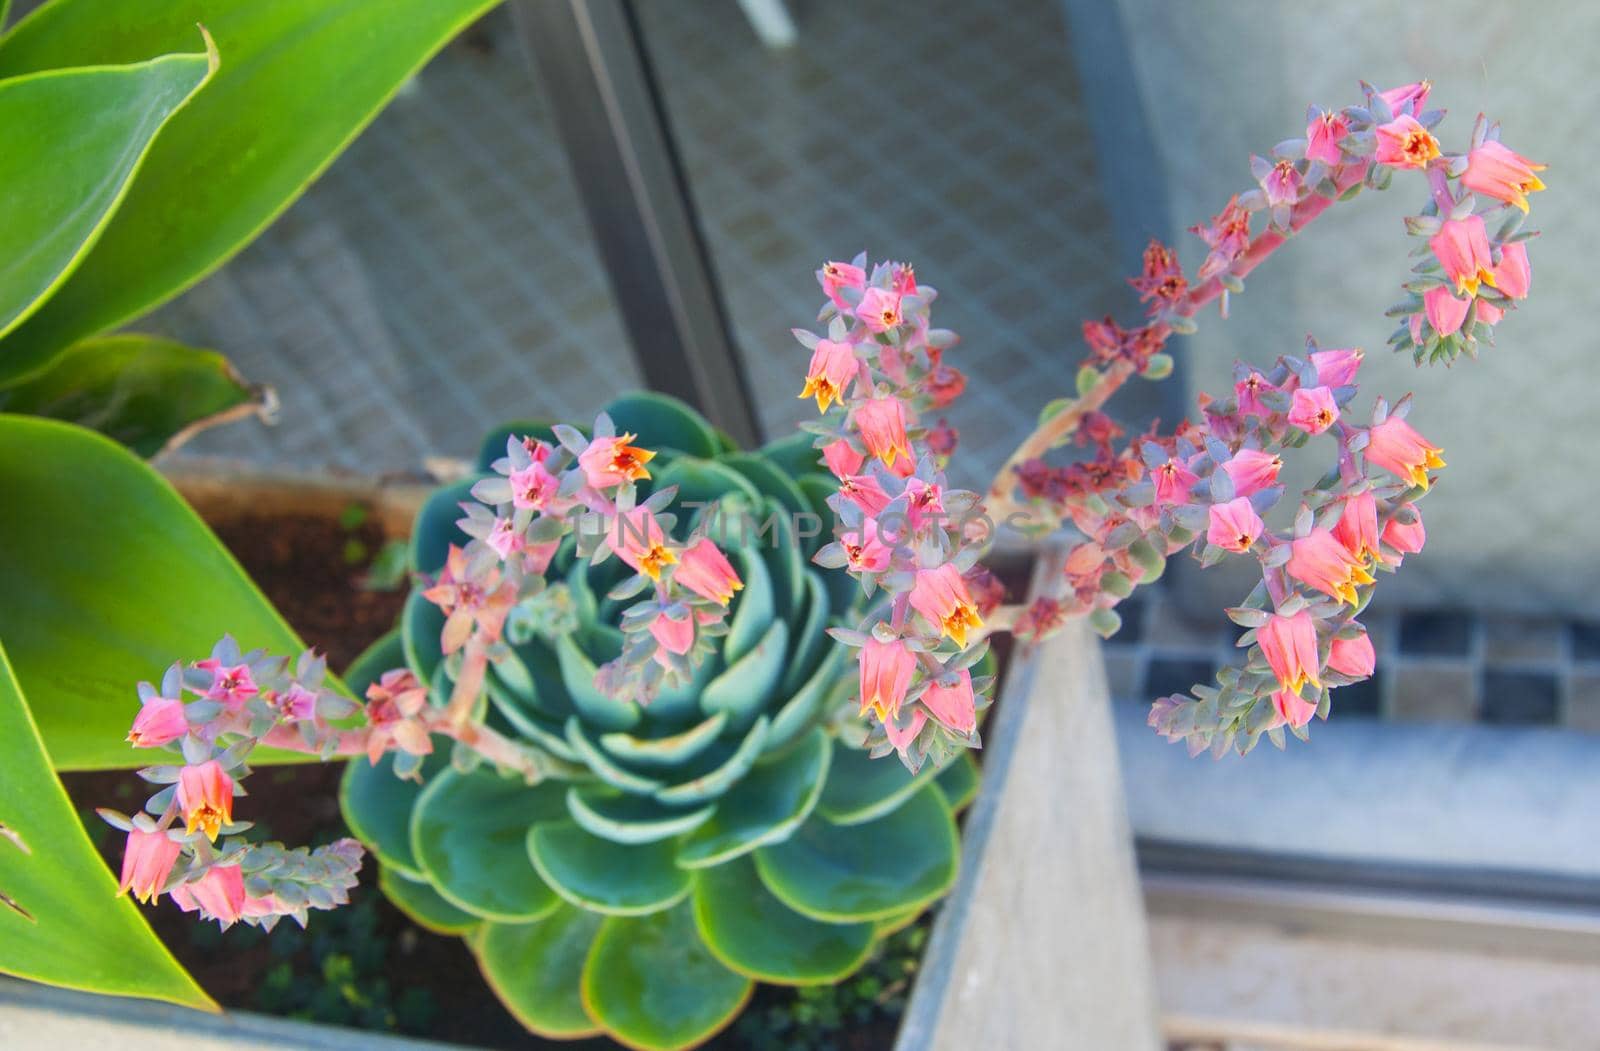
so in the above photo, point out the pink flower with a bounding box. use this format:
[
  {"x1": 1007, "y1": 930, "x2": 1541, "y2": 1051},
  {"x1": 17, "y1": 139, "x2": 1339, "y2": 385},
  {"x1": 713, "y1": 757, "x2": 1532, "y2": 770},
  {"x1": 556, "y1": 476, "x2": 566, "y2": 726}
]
[
  {"x1": 1153, "y1": 457, "x2": 1198, "y2": 505},
  {"x1": 1206, "y1": 497, "x2": 1264, "y2": 553},
  {"x1": 1234, "y1": 371, "x2": 1275, "y2": 416},
  {"x1": 1366, "y1": 416, "x2": 1445, "y2": 490},
  {"x1": 921, "y1": 669, "x2": 977, "y2": 735},
  {"x1": 1430, "y1": 215, "x2": 1496, "y2": 298},
  {"x1": 1221, "y1": 449, "x2": 1283, "y2": 497},
  {"x1": 194, "y1": 659, "x2": 258, "y2": 710},
  {"x1": 926, "y1": 363, "x2": 967, "y2": 408},
  {"x1": 271, "y1": 683, "x2": 318, "y2": 722},
  {"x1": 1288, "y1": 385, "x2": 1339, "y2": 434},
  {"x1": 1259, "y1": 610, "x2": 1322, "y2": 693},
  {"x1": 508, "y1": 448, "x2": 568, "y2": 513},
  {"x1": 1461, "y1": 140, "x2": 1546, "y2": 213},
  {"x1": 1374, "y1": 115, "x2": 1440, "y2": 170},
  {"x1": 1492, "y1": 241, "x2": 1531, "y2": 300},
  {"x1": 1309, "y1": 347, "x2": 1363, "y2": 387},
  {"x1": 1192, "y1": 196, "x2": 1252, "y2": 281},
  {"x1": 890, "y1": 262, "x2": 920, "y2": 297},
  {"x1": 673, "y1": 537, "x2": 744, "y2": 606},
  {"x1": 1270, "y1": 688, "x2": 1319, "y2": 731},
  {"x1": 1306, "y1": 109, "x2": 1350, "y2": 165},
  {"x1": 1261, "y1": 158, "x2": 1302, "y2": 207},
  {"x1": 1288, "y1": 528, "x2": 1376, "y2": 607},
  {"x1": 118, "y1": 828, "x2": 181, "y2": 904},
  {"x1": 524, "y1": 540, "x2": 560, "y2": 576},
  {"x1": 365, "y1": 669, "x2": 431, "y2": 764},
  {"x1": 423, "y1": 545, "x2": 517, "y2": 651},
  {"x1": 820, "y1": 259, "x2": 865, "y2": 309},
  {"x1": 822, "y1": 439, "x2": 865, "y2": 479},
  {"x1": 798, "y1": 339, "x2": 858, "y2": 413},
  {"x1": 1476, "y1": 300, "x2": 1505, "y2": 326},
  {"x1": 578, "y1": 433, "x2": 654, "y2": 488},
  {"x1": 854, "y1": 397, "x2": 913, "y2": 469},
  {"x1": 171, "y1": 864, "x2": 246, "y2": 927},
  {"x1": 883, "y1": 707, "x2": 927, "y2": 756},
  {"x1": 1327, "y1": 630, "x2": 1376, "y2": 679},
  {"x1": 837, "y1": 472, "x2": 892, "y2": 516},
  {"x1": 607, "y1": 508, "x2": 677, "y2": 583},
  {"x1": 909, "y1": 563, "x2": 984, "y2": 648},
  {"x1": 1332, "y1": 492, "x2": 1380, "y2": 563},
  {"x1": 649, "y1": 611, "x2": 695, "y2": 656},
  {"x1": 127, "y1": 696, "x2": 187, "y2": 748},
  {"x1": 177, "y1": 760, "x2": 234, "y2": 841},
  {"x1": 1381, "y1": 505, "x2": 1427, "y2": 564},
  {"x1": 840, "y1": 517, "x2": 894, "y2": 574},
  {"x1": 927, "y1": 418, "x2": 959, "y2": 457},
  {"x1": 1378, "y1": 81, "x2": 1431, "y2": 115},
  {"x1": 855, "y1": 287, "x2": 904, "y2": 333},
  {"x1": 858, "y1": 636, "x2": 917, "y2": 723},
  {"x1": 1423, "y1": 286, "x2": 1471, "y2": 337},
  {"x1": 902, "y1": 478, "x2": 945, "y2": 531},
  {"x1": 486, "y1": 517, "x2": 525, "y2": 560}
]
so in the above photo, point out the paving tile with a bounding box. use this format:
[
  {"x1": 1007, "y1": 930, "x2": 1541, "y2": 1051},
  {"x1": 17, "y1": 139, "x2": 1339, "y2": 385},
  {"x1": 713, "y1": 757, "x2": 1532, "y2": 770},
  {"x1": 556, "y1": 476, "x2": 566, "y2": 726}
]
[
  {"x1": 1398, "y1": 611, "x2": 1478, "y2": 658},
  {"x1": 1567, "y1": 672, "x2": 1600, "y2": 734},
  {"x1": 1480, "y1": 670, "x2": 1561, "y2": 726},
  {"x1": 1483, "y1": 617, "x2": 1565, "y2": 665},
  {"x1": 1388, "y1": 662, "x2": 1478, "y2": 723},
  {"x1": 1571, "y1": 622, "x2": 1600, "y2": 663}
]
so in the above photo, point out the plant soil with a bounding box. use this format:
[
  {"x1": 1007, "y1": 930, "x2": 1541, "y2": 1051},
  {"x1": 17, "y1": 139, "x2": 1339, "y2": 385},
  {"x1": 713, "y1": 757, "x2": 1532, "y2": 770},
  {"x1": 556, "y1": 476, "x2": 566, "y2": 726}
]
[{"x1": 59, "y1": 505, "x2": 1031, "y2": 1050}]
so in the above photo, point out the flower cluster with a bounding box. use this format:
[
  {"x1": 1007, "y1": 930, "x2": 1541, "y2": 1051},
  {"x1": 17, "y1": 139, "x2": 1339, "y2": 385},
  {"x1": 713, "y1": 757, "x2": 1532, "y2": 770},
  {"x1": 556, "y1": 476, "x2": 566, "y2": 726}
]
[
  {"x1": 99, "y1": 637, "x2": 365, "y2": 929},
  {"x1": 804, "y1": 80, "x2": 1541, "y2": 760},
  {"x1": 456, "y1": 416, "x2": 746, "y2": 707},
  {"x1": 796, "y1": 258, "x2": 997, "y2": 771}
]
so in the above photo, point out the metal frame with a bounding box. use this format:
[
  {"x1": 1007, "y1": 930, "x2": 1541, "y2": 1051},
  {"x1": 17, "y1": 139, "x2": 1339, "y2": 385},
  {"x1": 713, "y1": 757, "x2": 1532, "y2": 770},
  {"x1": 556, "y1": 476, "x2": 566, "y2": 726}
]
[{"x1": 510, "y1": 0, "x2": 761, "y2": 447}]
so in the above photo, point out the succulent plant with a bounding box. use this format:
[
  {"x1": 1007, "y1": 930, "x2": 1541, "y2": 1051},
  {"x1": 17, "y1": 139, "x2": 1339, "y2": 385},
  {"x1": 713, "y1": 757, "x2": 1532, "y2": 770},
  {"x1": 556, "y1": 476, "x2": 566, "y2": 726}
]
[{"x1": 339, "y1": 393, "x2": 985, "y2": 1051}]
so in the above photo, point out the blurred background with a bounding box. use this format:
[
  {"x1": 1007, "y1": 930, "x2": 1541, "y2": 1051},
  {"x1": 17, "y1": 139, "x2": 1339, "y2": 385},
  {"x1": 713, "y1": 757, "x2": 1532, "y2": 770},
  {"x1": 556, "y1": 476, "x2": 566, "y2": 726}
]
[{"x1": 37, "y1": 0, "x2": 1596, "y2": 1045}]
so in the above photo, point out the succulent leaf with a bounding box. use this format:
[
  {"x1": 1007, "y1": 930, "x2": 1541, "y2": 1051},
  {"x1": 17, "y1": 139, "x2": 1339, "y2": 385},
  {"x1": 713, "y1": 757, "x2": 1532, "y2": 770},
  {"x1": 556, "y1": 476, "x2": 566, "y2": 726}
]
[
  {"x1": 377, "y1": 863, "x2": 480, "y2": 936},
  {"x1": 816, "y1": 738, "x2": 943, "y2": 826},
  {"x1": 476, "y1": 905, "x2": 605, "y2": 1039},
  {"x1": 566, "y1": 786, "x2": 715, "y2": 845},
  {"x1": 754, "y1": 785, "x2": 958, "y2": 923},
  {"x1": 581, "y1": 901, "x2": 752, "y2": 1051},
  {"x1": 675, "y1": 728, "x2": 830, "y2": 870},
  {"x1": 410, "y1": 767, "x2": 566, "y2": 921},
  {"x1": 692, "y1": 857, "x2": 875, "y2": 985},
  {"x1": 528, "y1": 822, "x2": 693, "y2": 917}
]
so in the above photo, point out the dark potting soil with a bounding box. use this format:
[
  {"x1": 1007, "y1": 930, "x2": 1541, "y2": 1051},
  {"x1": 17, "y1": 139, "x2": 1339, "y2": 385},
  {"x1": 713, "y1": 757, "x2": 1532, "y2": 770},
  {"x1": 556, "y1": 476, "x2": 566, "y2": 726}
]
[{"x1": 59, "y1": 507, "x2": 1032, "y2": 1050}]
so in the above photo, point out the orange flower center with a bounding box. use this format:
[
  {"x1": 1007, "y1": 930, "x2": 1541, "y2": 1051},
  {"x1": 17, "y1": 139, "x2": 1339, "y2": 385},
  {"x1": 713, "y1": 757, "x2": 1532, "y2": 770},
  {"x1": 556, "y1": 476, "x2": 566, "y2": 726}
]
[
  {"x1": 639, "y1": 544, "x2": 677, "y2": 581},
  {"x1": 1403, "y1": 129, "x2": 1440, "y2": 165}
]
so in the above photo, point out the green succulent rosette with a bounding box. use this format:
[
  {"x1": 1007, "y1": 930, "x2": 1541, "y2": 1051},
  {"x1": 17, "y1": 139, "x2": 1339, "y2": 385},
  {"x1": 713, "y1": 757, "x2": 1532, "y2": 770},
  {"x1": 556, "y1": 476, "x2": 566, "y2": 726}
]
[{"x1": 340, "y1": 393, "x2": 984, "y2": 1050}]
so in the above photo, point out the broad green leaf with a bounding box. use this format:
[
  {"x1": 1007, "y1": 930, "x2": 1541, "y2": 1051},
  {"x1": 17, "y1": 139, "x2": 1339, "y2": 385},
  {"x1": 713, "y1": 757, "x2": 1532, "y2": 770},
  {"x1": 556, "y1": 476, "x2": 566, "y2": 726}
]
[
  {"x1": 0, "y1": 0, "x2": 501, "y2": 382},
  {"x1": 693, "y1": 857, "x2": 875, "y2": 985},
  {"x1": 0, "y1": 333, "x2": 267, "y2": 457},
  {"x1": 754, "y1": 785, "x2": 958, "y2": 923},
  {"x1": 0, "y1": 41, "x2": 215, "y2": 342},
  {"x1": 339, "y1": 747, "x2": 446, "y2": 881},
  {"x1": 528, "y1": 822, "x2": 691, "y2": 918},
  {"x1": 476, "y1": 906, "x2": 604, "y2": 1039},
  {"x1": 582, "y1": 902, "x2": 752, "y2": 1051},
  {"x1": 0, "y1": 640, "x2": 212, "y2": 1008},
  {"x1": 377, "y1": 863, "x2": 479, "y2": 937},
  {"x1": 874, "y1": 906, "x2": 926, "y2": 939},
  {"x1": 410, "y1": 767, "x2": 565, "y2": 922},
  {"x1": 764, "y1": 645, "x2": 847, "y2": 756},
  {"x1": 676, "y1": 728, "x2": 830, "y2": 870},
  {"x1": 816, "y1": 737, "x2": 943, "y2": 826},
  {"x1": 0, "y1": 415, "x2": 307, "y2": 769}
]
